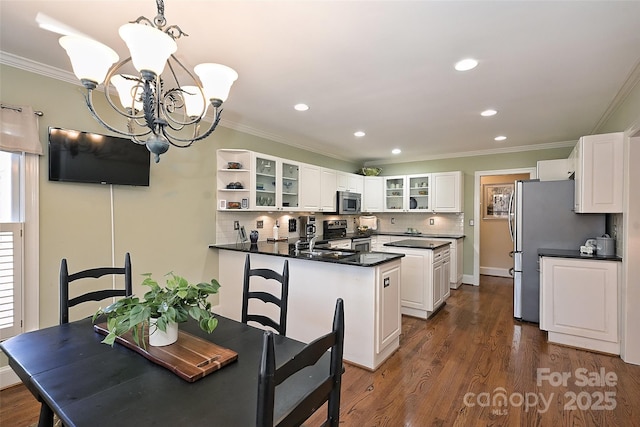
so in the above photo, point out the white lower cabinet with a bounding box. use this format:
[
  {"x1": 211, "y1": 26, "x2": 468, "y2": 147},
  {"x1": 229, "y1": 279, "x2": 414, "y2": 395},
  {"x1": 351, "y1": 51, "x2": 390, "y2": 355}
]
[
  {"x1": 540, "y1": 256, "x2": 620, "y2": 354},
  {"x1": 414, "y1": 237, "x2": 463, "y2": 288},
  {"x1": 385, "y1": 244, "x2": 450, "y2": 319},
  {"x1": 376, "y1": 261, "x2": 401, "y2": 354}
]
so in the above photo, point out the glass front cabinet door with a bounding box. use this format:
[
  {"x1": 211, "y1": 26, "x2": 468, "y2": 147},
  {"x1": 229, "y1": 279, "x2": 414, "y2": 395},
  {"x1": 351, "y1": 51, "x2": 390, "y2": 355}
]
[{"x1": 254, "y1": 154, "x2": 278, "y2": 210}]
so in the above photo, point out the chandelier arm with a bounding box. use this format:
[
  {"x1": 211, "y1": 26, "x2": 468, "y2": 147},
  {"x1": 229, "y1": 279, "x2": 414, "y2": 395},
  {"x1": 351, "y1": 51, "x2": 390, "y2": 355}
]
[
  {"x1": 83, "y1": 89, "x2": 152, "y2": 139},
  {"x1": 158, "y1": 57, "x2": 206, "y2": 128},
  {"x1": 161, "y1": 106, "x2": 223, "y2": 147},
  {"x1": 103, "y1": 58, "x2": 146, "y2": 121}
]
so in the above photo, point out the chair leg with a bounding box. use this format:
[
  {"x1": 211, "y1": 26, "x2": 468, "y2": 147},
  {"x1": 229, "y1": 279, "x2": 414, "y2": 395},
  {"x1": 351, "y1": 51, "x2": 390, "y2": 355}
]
[{"x1": 38, "y1": 402, "x2": 54, "y2": 427}]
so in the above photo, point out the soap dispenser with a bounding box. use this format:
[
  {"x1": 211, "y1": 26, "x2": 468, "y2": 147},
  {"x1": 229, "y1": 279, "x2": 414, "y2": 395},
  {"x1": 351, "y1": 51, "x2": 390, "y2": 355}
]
[{"x1": 273, "y1": 220, "x2": 279, "y2": 240}]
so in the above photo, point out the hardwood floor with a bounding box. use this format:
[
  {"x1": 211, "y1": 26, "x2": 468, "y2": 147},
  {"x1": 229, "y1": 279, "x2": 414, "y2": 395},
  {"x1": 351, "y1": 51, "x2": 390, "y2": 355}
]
[{"x1": 2, "y1": 275, "x2": 639, "y2": 426}]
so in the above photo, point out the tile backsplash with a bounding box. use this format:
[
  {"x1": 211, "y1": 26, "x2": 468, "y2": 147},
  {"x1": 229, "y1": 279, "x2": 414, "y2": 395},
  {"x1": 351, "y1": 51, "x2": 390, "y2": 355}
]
[{"x1": 216, "y1": 211, "x2": 464, "y2": 244}]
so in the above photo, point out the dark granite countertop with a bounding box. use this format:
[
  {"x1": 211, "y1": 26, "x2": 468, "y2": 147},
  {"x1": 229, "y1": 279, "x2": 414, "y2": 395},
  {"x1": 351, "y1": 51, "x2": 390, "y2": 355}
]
[
  {"x1": 383, "y1": 239, "x2": 451, "y2": 250},
  {"x1": 374, "y1": 232, "x2": 465, "y2": 239},
  {"x1": 210, "y1": 242, "x2": 404, "y2": 267},
  {"x1": 538, "y1": 248, "x2": 622, "y2": 261}
]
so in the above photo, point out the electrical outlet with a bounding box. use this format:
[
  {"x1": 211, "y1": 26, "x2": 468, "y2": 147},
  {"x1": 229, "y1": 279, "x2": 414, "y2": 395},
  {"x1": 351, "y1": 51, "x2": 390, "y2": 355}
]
[
  {"x1": 233, "y1": 220, "x2": 239, "y2": 230},
  {"x1": 391, "y1": 217, "x2": 395, "y2": 224},
  {"x1": 257, "y1": 220, "x2": 264, "y2": 229},
  {"x1": 429, "y1": 218, "x2": 435, "y2": 225}
]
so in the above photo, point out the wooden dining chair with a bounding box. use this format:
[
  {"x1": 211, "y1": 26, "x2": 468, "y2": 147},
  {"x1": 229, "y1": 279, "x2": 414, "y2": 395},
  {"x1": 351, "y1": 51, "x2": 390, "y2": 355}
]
[
  {"x1": 242, "y1": 254, "x2": 289, "y2": 335},
  {"x1": 257, "y1": 298, "x2": 344, "y2": 427},
  {"x1": 59, "y1": 252, "x2": 133, "y2": 324}
]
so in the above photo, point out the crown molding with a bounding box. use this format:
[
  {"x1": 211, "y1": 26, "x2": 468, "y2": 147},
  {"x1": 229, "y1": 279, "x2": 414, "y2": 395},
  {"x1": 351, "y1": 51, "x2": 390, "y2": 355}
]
[
  {"x1": 592, "y1": 57, "x2": 640, "y2": 134},
  {"x1": 364, "y1": 140, "x2": 577, "y2": 166},
  {"x1": 0, "y1": 51, "x2": 581, "y2": 165}
]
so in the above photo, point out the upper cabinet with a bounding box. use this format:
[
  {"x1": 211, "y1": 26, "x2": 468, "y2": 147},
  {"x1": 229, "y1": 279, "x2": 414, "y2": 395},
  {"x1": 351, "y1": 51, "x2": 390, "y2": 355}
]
[
  {"x1": 431, "y1": 171, "x2": 463, "y2": 213},
  {"x1": 383, "y1": 172, "x2": 463, "y2": 213},
  {"x1": 363, "y1": 176, "x2": 384, "y2": 212},
  {"x1": 337, "y1": 171, "x2": 364, "y2": 194},
  {"x1": 253, "y1": 153, "x2": 300, "y2": 211},
  {"x1": 300, "y1": 164, "x2": 337, "y2": 212},
  {"x1": 572, "y1": 132, "x2": 623, "y2": 213}
]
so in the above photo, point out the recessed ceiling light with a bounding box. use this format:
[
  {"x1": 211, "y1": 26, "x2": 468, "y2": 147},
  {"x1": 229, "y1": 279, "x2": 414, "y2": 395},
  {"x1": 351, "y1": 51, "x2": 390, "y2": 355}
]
[
  {"x1": 495, "y1": 136, "x2": 507, "y2": 141},
  {"x1": 481, "y1": 109, "x2": 497, "y2": 117},
  {"x1": 392, "y1": 148, "x2": 401, "y2": 154},
  {"x1": 354, "y1": 131, "x2": 366, "y2": 137},
  {"x1": 454, "y1": 58, "x2": 478, "y2": 71},
  {"x1": 294, "y1": 103, "x2": 309, "y2": 111}
]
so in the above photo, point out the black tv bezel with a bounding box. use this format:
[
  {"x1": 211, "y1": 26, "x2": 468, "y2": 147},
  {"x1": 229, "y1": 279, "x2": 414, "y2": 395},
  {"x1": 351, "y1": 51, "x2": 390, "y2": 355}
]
[{"x1": 48, "y1": 127, "x2": 150, "y2": 187}]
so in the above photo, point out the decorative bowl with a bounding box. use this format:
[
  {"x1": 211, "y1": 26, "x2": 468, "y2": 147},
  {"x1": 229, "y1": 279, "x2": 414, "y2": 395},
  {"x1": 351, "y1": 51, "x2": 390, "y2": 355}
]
[
  {"x1": 227, "y1": 162, "x2": 242, "y2": 169},
  {"x1": 227, "y1": 202, "x2": 241, "y2": 209},
  {"x1": 360, "y1": 167, "x2": 382, "y2": 176}
]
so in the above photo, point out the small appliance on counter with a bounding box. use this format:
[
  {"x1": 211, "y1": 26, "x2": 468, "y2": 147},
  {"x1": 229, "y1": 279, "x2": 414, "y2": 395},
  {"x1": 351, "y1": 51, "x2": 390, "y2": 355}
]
[
  {"x1": 596, "y1": 234, "x2": 616, "y2": 256},
  {"x1": 299, "y1": 215, "x2": 317, "y2": 240},
  {"x1": 323, "y1": 219, "x2": 348, "y2": 239},
  {"x1": 358, "y1": 215, "x2": 378, "y2": 234}
]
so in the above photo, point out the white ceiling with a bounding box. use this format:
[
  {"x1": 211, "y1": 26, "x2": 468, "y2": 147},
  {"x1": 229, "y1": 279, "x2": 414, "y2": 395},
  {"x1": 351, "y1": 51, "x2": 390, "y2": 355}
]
[{"x1": 2, "y1": 0, "x2": 640, "y2": 165}]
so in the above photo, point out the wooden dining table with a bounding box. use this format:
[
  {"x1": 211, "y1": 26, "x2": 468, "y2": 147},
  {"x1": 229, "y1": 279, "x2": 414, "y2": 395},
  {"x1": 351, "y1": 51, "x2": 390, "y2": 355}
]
[{"x1": 0, "y1": 315, "x2": 329, "y2": 426}]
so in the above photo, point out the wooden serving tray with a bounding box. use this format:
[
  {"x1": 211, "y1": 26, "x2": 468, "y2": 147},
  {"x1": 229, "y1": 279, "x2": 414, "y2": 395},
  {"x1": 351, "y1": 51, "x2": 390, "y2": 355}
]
[{"x1": 94, "y1": 323, "x2": 238, "y2": 382}]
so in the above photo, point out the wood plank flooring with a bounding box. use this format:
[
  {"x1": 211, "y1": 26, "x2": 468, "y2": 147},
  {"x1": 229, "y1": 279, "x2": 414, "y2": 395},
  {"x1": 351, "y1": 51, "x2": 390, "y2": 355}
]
[{"x1": 2, "y1": 275, "x2": 639, "y2": 426}]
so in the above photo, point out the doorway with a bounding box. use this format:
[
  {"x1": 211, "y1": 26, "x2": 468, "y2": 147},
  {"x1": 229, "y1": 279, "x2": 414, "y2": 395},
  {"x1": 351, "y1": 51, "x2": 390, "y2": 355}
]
[{"x1": 472, "y1": 168, "x2": 535, "y2": 286}]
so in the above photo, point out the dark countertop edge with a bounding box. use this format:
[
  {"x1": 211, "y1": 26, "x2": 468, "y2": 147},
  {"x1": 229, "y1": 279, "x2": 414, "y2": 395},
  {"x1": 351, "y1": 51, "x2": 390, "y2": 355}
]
[
  {"x1": 209, "y1": 243, "x2": 404, "y2": 267},
  {"x1": 373, "y1": 232, "x2": 465, "y2": 239},
  {"x1": 538, "y1": 248, "x2": 622, "y2": 262},
  {"x1": 383, "y1": 239, "x2": 451, "y2": 250}
]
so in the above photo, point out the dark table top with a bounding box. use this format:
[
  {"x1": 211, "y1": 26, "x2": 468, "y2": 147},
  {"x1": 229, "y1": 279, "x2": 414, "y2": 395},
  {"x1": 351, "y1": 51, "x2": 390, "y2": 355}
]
[
  {"x1": 538, "y1": 248, "x2": 622, "y2": 261},
  {"x1": 0, "y1": 316, "x2": 328, "y2": 426},
  {"x1": 210, "y1": 242, "x2": 404, "y2": 267}
]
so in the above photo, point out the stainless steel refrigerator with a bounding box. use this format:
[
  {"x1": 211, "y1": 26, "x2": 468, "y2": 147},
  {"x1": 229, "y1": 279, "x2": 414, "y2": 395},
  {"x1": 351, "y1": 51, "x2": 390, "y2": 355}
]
[{"x1": 508, "y1": 179, "x2": 605, "y2": 323}]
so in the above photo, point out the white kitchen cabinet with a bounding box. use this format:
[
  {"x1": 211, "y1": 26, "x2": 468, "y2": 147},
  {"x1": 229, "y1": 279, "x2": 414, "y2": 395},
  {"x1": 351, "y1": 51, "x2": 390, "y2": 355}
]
[
  {"x1": 431, "y1": 171, "x2": 463, "y2": 212},
  {"x1": 253, "y1": 154, "x2": 301, "y2": 211},
  {"x1": 386, "y1": 244, "x2": 450, "y2": 319},
  {"x1": 299, "y1": 163, "x2": 321, "y2": 211},
  {"x1": 376, "y1": 261, "x2": 401, "y2": 354},
  {"x1": 537, "y1": 159, "x2": 571, "y2": 181},
  {"x1": 217, "y1": 149, "x2": 252, "y2": 211},
  {"x1": 363, "y1": 176, "x2": 384, "y2": 212},
  {"x1": 329, "y1": 239, "x2": 351, "y2": 250},
  {"x1": 337, "y1": 171, "x2": 363, "y2": 193},
  {"x1": 573, "y1": 132, "x2": 624, "y2": 213},
  {"x1": 418, "y1": 237, "x2": 464, "y2": 288},
  {"x1": 382, "y1": 172, "x2": 461, "y2": 213},
  {"x1": 540, "y1": 256, "x2": 620, "y2": 354},
  {"x1": 320, "y1": 168, "x2": 338, "y2": 212}
]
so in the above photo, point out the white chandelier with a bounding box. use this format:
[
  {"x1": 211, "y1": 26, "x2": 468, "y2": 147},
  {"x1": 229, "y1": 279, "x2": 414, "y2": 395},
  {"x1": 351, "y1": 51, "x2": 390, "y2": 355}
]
[{"x1": 57, "y1": 0, "x2": 238, "y2": 162}]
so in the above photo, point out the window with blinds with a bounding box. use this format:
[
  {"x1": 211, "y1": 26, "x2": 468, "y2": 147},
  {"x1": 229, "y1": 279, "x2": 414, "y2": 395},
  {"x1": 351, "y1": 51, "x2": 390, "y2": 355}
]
[{"x1": 0, "y1": 223, "x2": 22, "y2": 339}]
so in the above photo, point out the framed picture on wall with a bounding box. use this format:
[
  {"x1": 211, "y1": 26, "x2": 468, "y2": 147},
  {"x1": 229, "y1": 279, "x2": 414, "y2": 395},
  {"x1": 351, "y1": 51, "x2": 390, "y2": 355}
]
[{"x1": 483, "y1": 183, "x2": 514, "y2": 219}]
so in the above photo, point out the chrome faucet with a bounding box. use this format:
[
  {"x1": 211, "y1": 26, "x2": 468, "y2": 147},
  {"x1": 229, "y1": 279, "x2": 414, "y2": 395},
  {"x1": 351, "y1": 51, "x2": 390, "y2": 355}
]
[
  {"x1": 294, "y1": 239, "x2": 302, "y2": 254},
  {"x1": 309, "y1": 236, "x2": 318, "y2": 252}
]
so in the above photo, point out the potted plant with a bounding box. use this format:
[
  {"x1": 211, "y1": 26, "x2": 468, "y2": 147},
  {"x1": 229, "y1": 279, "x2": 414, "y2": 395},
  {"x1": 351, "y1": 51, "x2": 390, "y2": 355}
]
[{"x1": 93, "y1": 272, "x2": 221, "y2": 347}]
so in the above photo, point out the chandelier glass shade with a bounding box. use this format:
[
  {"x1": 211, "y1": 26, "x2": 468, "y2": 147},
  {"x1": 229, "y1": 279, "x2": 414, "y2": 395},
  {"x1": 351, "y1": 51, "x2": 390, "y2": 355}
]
[{"x1": 57, "y1": 0, "x2": 238, "y2": 162}]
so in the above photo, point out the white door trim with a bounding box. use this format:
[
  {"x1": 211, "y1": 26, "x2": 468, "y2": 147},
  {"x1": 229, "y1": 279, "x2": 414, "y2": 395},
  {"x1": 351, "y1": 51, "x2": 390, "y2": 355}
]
[{"x1": 473, "y1": 168, "x2": 536, "y2": 286}]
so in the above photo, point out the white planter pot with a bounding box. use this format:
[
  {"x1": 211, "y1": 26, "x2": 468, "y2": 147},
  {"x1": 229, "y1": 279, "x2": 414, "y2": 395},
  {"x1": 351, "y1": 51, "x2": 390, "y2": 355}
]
[{"x1": 149, "y1": 318, "x2": 178, "y2": 347}]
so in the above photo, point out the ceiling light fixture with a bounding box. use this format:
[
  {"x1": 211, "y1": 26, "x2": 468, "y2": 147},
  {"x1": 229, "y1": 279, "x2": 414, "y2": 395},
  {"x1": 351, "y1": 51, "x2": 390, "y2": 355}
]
[
  {"x1": 392, "y1": 148, "x2": 401, "y2": 154},
  {"x1": 454, "y1": 58, "x2": 478, "y2": 71},
  {"x1": 481, "y1": 109, "x2": 497, "y2": 117},
  {"x1": 354, "y1": 131, "x2": 365, "y2": 137},
  {"x1": 495, "y1": 136, "x2": 507, "y2": 141},
  {"x1": 53, "y1": 0, "x2": 238, "y2": 162},
  {"x1": 294, "y1": 103, "x2": 309, "y2": 112}
]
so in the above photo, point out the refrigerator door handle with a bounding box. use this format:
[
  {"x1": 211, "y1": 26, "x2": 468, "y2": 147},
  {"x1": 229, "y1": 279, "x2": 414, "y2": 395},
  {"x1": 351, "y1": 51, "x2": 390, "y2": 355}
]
[
  {"x1": 508, "y1": 267, "x2": 514, "y2": 277},
  {"x1": 508, "y1": 191, "x2": 515, "y2": 241}
]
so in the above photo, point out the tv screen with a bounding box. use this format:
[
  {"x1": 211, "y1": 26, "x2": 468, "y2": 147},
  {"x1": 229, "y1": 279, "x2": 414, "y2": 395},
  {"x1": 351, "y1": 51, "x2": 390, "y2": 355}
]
[{"x1": 48, "y1": 127, "x2": 150, "y2": 186}]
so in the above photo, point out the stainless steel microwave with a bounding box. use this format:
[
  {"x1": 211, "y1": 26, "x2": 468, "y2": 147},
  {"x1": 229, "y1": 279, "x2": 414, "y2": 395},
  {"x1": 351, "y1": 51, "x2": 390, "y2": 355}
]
[{"x1": 336, "y1": 191, "x2": 361, "y2": 214}]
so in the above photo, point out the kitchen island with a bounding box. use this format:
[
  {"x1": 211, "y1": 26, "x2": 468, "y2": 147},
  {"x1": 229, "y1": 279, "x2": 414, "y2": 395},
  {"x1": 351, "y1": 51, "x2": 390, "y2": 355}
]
[
  {"x1": 210, "y1": 242, "x2": 404, "y2": 370},
  {"x1": 382, "y1": 239, "x2": 452, "y2": 319}
]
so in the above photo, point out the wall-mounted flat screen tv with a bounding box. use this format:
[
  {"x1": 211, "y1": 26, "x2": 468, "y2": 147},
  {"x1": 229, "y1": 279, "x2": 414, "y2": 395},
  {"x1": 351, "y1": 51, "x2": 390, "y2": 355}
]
[{"x1": 48, "y1": 127, "x2": 150, "y2": 186}]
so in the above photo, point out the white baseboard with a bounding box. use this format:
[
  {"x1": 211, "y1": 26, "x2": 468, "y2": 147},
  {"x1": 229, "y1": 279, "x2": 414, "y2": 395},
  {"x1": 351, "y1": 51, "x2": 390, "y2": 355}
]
[
  {"x1": 480, "y1": 267, "x2": 512, "y2": 278},
  {"x1": 0, "y1": 365, "x2": 20, "y2": 389}
]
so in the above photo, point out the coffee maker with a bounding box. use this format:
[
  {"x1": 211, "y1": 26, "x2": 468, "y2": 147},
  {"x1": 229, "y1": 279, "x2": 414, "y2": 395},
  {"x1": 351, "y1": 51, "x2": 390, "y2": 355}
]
[{"x1": 298, "y1": 215, "x2": 317, "y2": 240}]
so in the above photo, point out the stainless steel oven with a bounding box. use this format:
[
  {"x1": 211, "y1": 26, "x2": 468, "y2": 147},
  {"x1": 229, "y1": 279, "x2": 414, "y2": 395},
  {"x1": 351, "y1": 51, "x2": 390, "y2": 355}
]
[{"x1": 351, "y1": 237, "x2": 371, "y2": 252}]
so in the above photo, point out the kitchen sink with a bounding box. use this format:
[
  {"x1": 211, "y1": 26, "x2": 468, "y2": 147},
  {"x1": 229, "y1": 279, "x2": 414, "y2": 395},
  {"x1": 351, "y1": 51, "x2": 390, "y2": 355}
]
[{"x1": 298, "y1": 248, "x2": 357, "y2": 259}]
